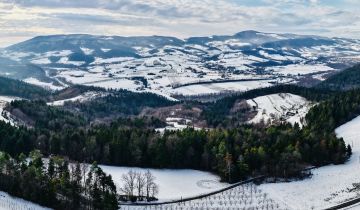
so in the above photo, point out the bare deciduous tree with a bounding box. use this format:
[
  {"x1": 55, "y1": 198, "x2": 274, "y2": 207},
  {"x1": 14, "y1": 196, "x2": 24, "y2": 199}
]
[
  {"x1": 150, "y1": 182, "x2": 159, "y2": 198},
  {"x1": 121, "y1": 170, "x2": 137, "y2": 199},
  {"x1": 145, "y1": 169, "x2": 156, "y2": 199},
  {"x1": 81, "y1": 162, "x2": 89, "y2": 188},
  {"x1": 121, "y1": 169, "x2": 159, "y2": 202},
  {"x1": 135, "y1": 171, "x2": 146, "y2": 198}
]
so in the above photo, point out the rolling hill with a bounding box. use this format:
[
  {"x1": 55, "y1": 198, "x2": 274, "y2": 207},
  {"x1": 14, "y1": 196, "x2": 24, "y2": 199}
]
[{"x1": 0, "y1": 31, "x2": 359, "y2": 98}]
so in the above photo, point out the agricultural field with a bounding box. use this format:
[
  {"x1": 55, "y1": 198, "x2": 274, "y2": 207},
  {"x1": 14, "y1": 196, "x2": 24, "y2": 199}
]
[{"x1": 121, "y1": 183, "x2": 289, "y2": 210}]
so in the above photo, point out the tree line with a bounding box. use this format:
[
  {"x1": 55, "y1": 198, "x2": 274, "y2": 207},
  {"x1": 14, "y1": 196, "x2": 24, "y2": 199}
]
[
  {"x1": 0, "y1": 117, "x2": 350, "y2": 184},
  {"x1": 0, "y1": 76, "x2": 50, "y2": 99},
  {"x1": 317, "y1": 64, "x2": 360, "y2": 90},
  {"x1": 61, "y1": 89, "x2": 178, "y2": 120},
  {"x1": 306, "y1": 88, "x2": 360, "y2": 132},
  {"x1": 0, "y1": 150, "x2": 118, "y2": 210},
  {"x1": 202, "y1": 85, "x2": 335, "y2": 127}
]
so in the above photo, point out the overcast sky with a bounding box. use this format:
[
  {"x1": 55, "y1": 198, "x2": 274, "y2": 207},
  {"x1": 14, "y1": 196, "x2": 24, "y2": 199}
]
[{"x1": 0, "y1": 0, "x2": 359, "y2": 47}]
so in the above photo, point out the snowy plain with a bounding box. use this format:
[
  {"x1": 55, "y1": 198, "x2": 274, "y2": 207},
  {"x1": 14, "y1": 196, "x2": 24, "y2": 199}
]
[
  {"x1": 267, "y1": 64, "x2": 334, "y2": 76},
  {"x1": 99, "y1": 165, "x2": 229, "y2": 201}
]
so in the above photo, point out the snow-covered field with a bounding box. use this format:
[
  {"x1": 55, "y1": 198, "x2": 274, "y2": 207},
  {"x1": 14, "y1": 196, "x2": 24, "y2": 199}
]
[
  {"x1": 258, "y1": 115, "x2": 360, "y2": 209},
  {"x1": 122, "y1": 183, "x2": 289, "y2": 210},
  {"x1": 267, "y1": 63, "x2": 334, "y2": 76},
  {"x1": 23, "y1": 77, "x2": 63, "y2": 91},
  {"x1": 246, "y1": 93, "x2": 313, "y2": 126},
  {"x1": 83, "y1": 79, "x2": 142, "y2": 91},
  {"x1": 99, "y1": 165, "x2": 229, "y2": 201},
  {"x1": 0, "y1": 191, "x2": 50, "y2": 210},
  {"x1": 47, "y1": 91, "x2": 106, "y2": 106},
  {"x1": 171, "y1": 80, "x2": 274, "y2": 96}
]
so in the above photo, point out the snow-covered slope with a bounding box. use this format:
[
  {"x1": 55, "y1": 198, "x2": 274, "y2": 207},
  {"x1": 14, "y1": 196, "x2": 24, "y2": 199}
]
[
  {"x1": 1, "y1": 31, "x2": 360, "y2": 97},
  {"x1": 246, "y1": 93, "x2": 312, "y2": 126},
  {"x1": 47, "y1": 91, "x2": 106, "y2": 106},
  {"x1": 257, "y1": 115, "x2": 360, "y2": 209},
  {"x1": 0, "y1": 96, "x2": 21, "y2": 125},
  {"x1": 23, "y1": 77, "x2": 64, "y2": 91},
  {"x1": 0, "y1": 191, "x2": 50, "y2": 210}
]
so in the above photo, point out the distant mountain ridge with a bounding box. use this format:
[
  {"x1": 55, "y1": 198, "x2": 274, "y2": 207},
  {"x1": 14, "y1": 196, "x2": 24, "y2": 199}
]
[
  {"x1": 6, "y1": 30, "x2": 335, "y2": 53},
  {"x1": 0, "y1": 30, "x2": 360, "y2": 97}
]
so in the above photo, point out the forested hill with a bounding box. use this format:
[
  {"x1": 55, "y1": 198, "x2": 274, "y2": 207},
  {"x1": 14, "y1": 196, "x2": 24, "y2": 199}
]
[
  {"x1": 202, "y1": 85, "x2": 333, "y2": 127},
  {"x1": 317, "y1": 64, "x2": 360, "y2": 90},
  {"x1": 0, "y1": 71, "x2": 357, "y2": 206},
  {"x1": 7, "y1": 100, "x2": 86, "y2": 129},
  {"x1": 306, "y1": 88, "x2": 360, "y2": 133},
  {"x1": 61, "y1": 89, "x2": 178, "y2": 120},
  {"x1": 0, "y1": 76, "x2": 50, "y2": 99}
]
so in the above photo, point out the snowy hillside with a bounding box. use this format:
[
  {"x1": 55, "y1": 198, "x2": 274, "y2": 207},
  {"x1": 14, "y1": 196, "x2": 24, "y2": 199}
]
[
  {"x1": 257, "y1": 115, "x2": 360, "y2": 209},
  {"x1": 23, "y1": 77, "x2": 64, "y2": 91},
  {"x1": 1, "y1": 31, "x2": 360, "y2": 97},
  {"x1": 0, "y1": 96, "x2": 21, "y2": 125},
  {"x1": 47, "y1": 91, "x2": 106, "y2": 106},
  {"x1": 0, "y1": 191, "x2": 50, "y2": 210},
  {"x1": 246, "y1": 93, "x2": 312, "y2": 126}
]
